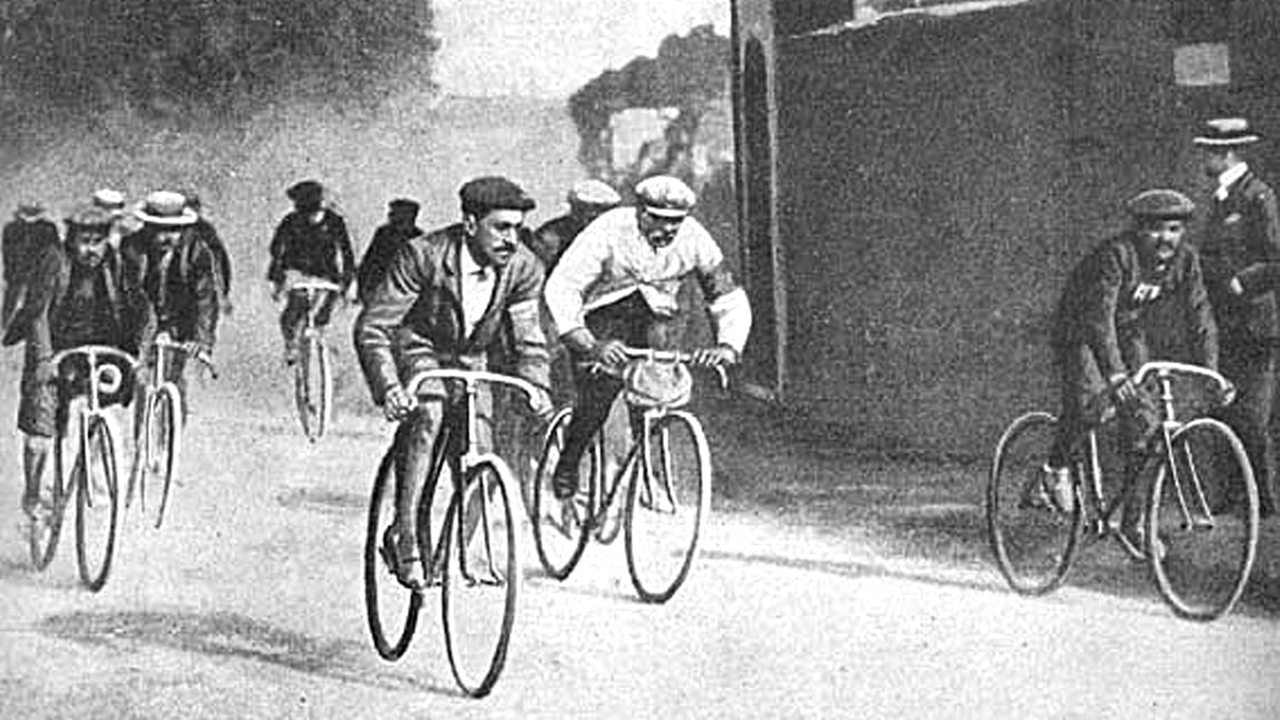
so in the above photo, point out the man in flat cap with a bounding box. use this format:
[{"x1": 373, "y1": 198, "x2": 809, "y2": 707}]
[
  {"x1": 2, "y1": 203, "x2": 60, "y2": 340},
  {"x1": 122, "y1": 190, "x2": 221, "y2": 407},
  {"x1": 1040, "y1": 189, "x2": 1219, "y2": 550},
  {"x1": 543, "y1": 174, "x2": 752, "y2": 501},
  {"x1": 1194, "y1": 118, "x2": 1280, "y2": 517},
  {"x1": 354, "y1": 175, "x2": 553, "y2": 588},
  {"x1": 268, "y1": 180, "x2": 356, "y2": 365},
  {"x1": 357, "y1": 198, "x2": 423, "y2": 305},
  {"x1": 16, "y1": 204, "x2": 152, "y2": 524}
]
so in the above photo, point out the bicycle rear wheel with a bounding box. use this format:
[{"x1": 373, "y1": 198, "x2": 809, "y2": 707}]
[
  {"x1": 29, "y1": 431, "x2": 69, "y2": 570},
  {"x1": 987, "y1": 411, "x2": 1084, "y2": 596},
  {"x1": 1148, "y1": 418, "x2": 1259, "y2": 621},
  {"x1": 442, "y1": 459, "x2": 520, "y2": 698},
  {"x1": 624, "y1": 410, "x2": 711, "y2": 604},
  {"x1": 76, "y1": 415, "x2": 119, "y2": 592},
  {"x1": 531, "y1": 408, "x2": 594, "y2": 580},
  {"x1": 364, "y1": 445, "x2": 422, "y2": 661},
  {"x1": 143, "y1": 383, "x2": 182, "y2": 529}
]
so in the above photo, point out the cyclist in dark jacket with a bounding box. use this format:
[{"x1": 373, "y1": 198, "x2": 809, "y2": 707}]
[
  {"x1": 2, "y1": 203, "x2": 60, "y2": 339},
  {"x1": 357, "y1": 198, "x2": 422, "y2": 304},
  {"x1": 268, "y1": 180, "x2": 355, "y2": 364}
]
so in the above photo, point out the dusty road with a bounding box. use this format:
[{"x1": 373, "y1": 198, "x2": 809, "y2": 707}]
[{"x1": 1, "y1": 321, "x2": 1279, "y2": 719}]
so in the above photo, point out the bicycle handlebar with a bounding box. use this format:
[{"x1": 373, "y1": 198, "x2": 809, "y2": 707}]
[
  {"x1": 49, "y1": 345, "x2": 140, "y2": 371},
  {"x1": 1130, "y1": 361, "x2": 1233, "y2": 396},
  {"x1": 601, "y1": 345, "x2": 730, "y2": 390},
  {"x1": 403, "y1": 368, "x2": 541, "y2": 405},
  {"x1": 153, "y1": 333, "x2": 219, "y2": 379},
  {"x1": 286, "y1": 279, "x2": 344, "y2": 294}
]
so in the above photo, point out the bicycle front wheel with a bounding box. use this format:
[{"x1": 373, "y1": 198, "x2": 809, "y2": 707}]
[
  {"x1": 364, "y1": 445, "x2": 422, "y2": 660},
  {"x1": 29, "y1": 430, "x2": 69, "y2": 570},
  {"x1": 1148, "y1": 417, "x2": 1259, "y2": 621},
  {"x1": 624, "y1": 410, "x2": 711, "y2": 604},
  {"x1": 987, "y1": 411, "x2": 1084, "y2": 596},
  {"x1": 144, "y1": 383, "x2": 182, "y2": 529},
  {"x1": 442, "y1": 459, "x2": 520, "y2": 698},
  {"x1": 295, "y1": 336, "x2": 330, "y2": 442},
  {"x1": 76, "y1": 415, "x2": 119, "y2": 592},
  {"x1": 531, "y1": 408, "x2": 594, "y2": 580}
]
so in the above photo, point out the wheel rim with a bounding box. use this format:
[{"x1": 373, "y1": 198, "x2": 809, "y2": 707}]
[
  {"x1": 1148, "y1": 418, "x2": 1259, "y2": 621},
  {"x1": 442, "y1": 462, "x2": 520, "y2": 698},
  {"x1": 147, "y1": 386, "x2": 180, "y2": 529},
  {"x1": 364, "y1": 446, "x2": 421, "y2": 660},
  {"x1": 531, "y1": 409, "x2": 592, "y2": 580},
  {"x1": 76, "y1": 417, "x2": 118, "y2": 592},
  {"x1": 624, "y1": 411, "x2": 709, "y2": 603},
  {"x1": 295, "y1": 339, "x2": 324, "y2": 441},
  {"x1": 987, "y1": 412, "x2": 1083, "y2": 596},
  {"x1": 29, "y1": 433, "x2": 69, "y2": 570}
]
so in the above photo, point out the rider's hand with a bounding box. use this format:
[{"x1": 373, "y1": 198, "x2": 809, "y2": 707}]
[
  {"x1": 693, "y1": 344, "x2": 738, "y2": 368},
  {"x1": 528, "y1": 387, "x2": 555, "y2": 422},
  {"x1": 1229, "y1": 276, "x2": 1245, "y2": 296},
  {"x1": 593, "y1": 339, "x2": 628, "y2": 369},
  {"x1": 1217, "y1": 379, "x2": 1238, "y2": 407},
  {"x1": 381, "y1": 384, "x2": 415, "y2": 422},
  {"x1": 34, "y1": 359, "x2": 56, "y2": 384},
  {"x1": 270, "y1": 282, "x2": 283, "y2": 303},
  {"x1": 1108, "y1": 372, "x2": 1139, "y2": 406}
]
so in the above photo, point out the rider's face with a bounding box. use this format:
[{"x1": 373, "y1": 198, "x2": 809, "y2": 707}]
[
  {"x1": 1136, "y1": 218, "x2": 1186, "y2": 265},
  {"x1": 69, "y1": 228, "x2": 110, "y2": 268},
  {"x1": 636, "y1": 208, "x2": 685, "y2": 249},
  {"x1": 464, "y1": 208, "x2": 525, "y2": 268},
  {"x1": 154, "y1": 228, "x2": 183, "y2": 248}
]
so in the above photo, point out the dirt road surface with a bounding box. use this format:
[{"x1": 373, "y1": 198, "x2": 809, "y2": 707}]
[{"x1": 2, "y1": 313, "x2": 1279, "y2": 719}]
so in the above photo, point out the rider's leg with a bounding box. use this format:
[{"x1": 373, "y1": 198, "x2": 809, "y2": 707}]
[
  {"x1": 389, "y1": 399, "x2": 443, "y2": 586},
  {"x1": 18, "y1": 351, "x2": 60, "y2": 517},
  {"x1": 279, "y1": 294, "x2": 307, "y2": 363}
]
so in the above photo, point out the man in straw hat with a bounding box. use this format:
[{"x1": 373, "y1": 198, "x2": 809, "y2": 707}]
[
  {"x1": 1194, "y1": 117, "x2": 1280, "y2": 517},
  {"x1": 122, "y1": 190, "x2": 220, "y2": 398},
  {"x1": 529, "y1": 179, "x2": 622, "y2": 272},
  {"x1": 15, "y1": 203, "x2": 152, "y2": 524},
  {"x1": 1040, "y1": 188, "x2": 1220, "y2": 553},
  {"x1": 2, "y1": 203, "x2": 59, "y2": 338}
]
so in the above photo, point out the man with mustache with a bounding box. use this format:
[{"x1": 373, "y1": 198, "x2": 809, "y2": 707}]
[
  {"x1": 354, "y1": 175, "x2": 554, "y2": 588},
  {"x1": 1040, "y1": 188, "x2": 1218, "y2": 550}
]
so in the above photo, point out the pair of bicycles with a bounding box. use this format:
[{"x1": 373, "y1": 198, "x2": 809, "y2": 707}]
[
  {"x1": 363, "y1": 346, "x2": 721, "y2": 697},
  {"x1": 988, "y1": 361, "x2": 1259, "y2": 621},
  {"x1": 27, "y1": 335, "x2": 212, "y2": 591}
]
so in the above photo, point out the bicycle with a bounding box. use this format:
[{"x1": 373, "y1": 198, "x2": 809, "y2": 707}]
[
  {"x1": 286, "y1": 278, "x2": 342, "y2": 442},
  {"x1": 127, "y1": 331, "x2": 217, "y2": 529},
  {"x1": 364, "y1": 368, "x2": 537, "y2": 698},
  {"x1": 530, "y1": 346, "x2": 723, "y2": 604},
  {"x1": 28, "y1": 345, "x2": 137, "y2": 592},
  {"x1": 988, "y1": 361, "x2": 1259, "y2": 621}
]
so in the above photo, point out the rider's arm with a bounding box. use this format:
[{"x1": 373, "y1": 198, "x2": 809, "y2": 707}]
[
  {"x1": 332, "y1": 213, "x2": 357, "y2": 291},
  {"x1": 188, "y1": 240, "x2": 220, "y2": 352},
  {"x1": 23, "y1": 245, "x2": 63, "y2": 367},
  {"x1": 689, "y1": 225, "x2": 751, "y2": 359},
  {"x1": 1183, "y1": 248, "x2": 1220, "y2": 372},
  {"x1": 503, "y1": 253, "x2": 551, "y2": 392},
  {"x1": 543, "y1": 220, "x2": 609, "y2": 346},
  {"x1": 266, "y1": 216, "x2": 291, "y2": 287},
  {"x1": 353, "y1": 242, "x2": 427, "y2": 405},
  {"x1": 1080, "y1": 244, "x2": 1129, "y2": 382}
]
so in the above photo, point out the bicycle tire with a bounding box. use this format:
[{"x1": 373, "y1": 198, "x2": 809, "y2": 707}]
[
  {"x1": 441, "y1": 458, "x2": 521, "y2": 698},
  {"x1": 76, "y1": 415, "x2": 119, "y2": 592},
  {"x1": 145, "y1": 383, "x2": 182, "y2": 529},
  {"x1": 1147, "y1": 417, "x2": 1259, "y2": 621},
  {"x1": 295, "y1": 335, "x2": 325, "y2": 442},
  {"x1": 624, "y1": 410, "x2": 711, "y2": 604},
  {"x1": 29, "y1": 430, "x2": 69, "y2": 570},
  {"x1": 317, "y1": 340, "x2": 332, "y2": 438},
  {"x1": 364, "y1": 444, "x2": 423, "y2": 660},
  {"x1": 531, "y1": 408, "x2": 593, "y2": 580},
  {"x1": 987, "y1": 411, "x2": 1084, "y2": 596}
]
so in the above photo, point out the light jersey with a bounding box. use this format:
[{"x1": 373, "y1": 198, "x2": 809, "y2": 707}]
[
  {"x1": 544, "y1": 206, "x2": 724, "y2": 335},
  {"x1": 458, "y1": 243, "x2": 497, "y2": 337}
]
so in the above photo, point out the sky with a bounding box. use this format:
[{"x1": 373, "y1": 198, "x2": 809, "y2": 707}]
[{"x1": 431, "y1": 0, "x2": 730, "y2": 97}]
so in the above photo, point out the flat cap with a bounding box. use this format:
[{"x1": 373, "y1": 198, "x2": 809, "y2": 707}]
[
  {"x1": 1126, "y1": 189, "x2": 1196, "y2": 220},
  {"x1": 388, "y1": 197, "x2": 420, "y2": 213},
  {"x1": 635, "y1": 175, "x2": 696, "y2": 218},
  {"x1": 567, "y1": 179, "x2": 621, "y2": 207},
  {"x1": 15, "y1": 202, "x2": 45, "y2": 218},
  {"x1": 459, "y1": 176, "x2": 535, "y2": 216},
  {"x1": 286, "y1": 180, "x2": 324, "y2": 203},
  {"x1": 1193, "y1": 117, "x2": 1260, "y2": 147},
  {"x1": 66, "y1": 203, "x2": 118, "y2": 229}
]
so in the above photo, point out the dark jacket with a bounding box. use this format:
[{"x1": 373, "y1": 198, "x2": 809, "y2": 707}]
[
  {"x1": 1199, "y1": 170, "x2": 1280, "y2": 342},
  {"x1": 357, "y1": 222, "x2": 423, "y2": 304},
  {"x1": 1053, "y1": 230, "x2": 1219, "y2": 378},
  {"x1": 353, "y1": 223, "x2": 550, "y2": 403},
  {"x1": 529, "y1": 214, "x2": 591, "y2": 271},
  {"x1": 267, "y1": 208, "x2": 356, "y2": 289},
  {"x1": 2, "y1": 217, "x2": 60, "y2": 339},
  {"x1": 192, "y1": 217, "x2": 232, "y2": 298},
  {"x1": 20, "y1": 242, "x2": 153, "y2": 362},
  {"x1": 122, "y1": 226, "x2": 220, "y2": 350}
]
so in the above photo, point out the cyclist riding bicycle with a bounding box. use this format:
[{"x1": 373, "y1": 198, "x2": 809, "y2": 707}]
[
  {"x1": 543, "y1": 174, "x2": 752, "y2": 500},
  {"x1": 1042, "y1": 188, "x2": 1221, "y2": 548},
  {"x1": 354, "y1": 175, "x2": 554, "y2": 588},
  {"x1": 268, "y1": 180, "x2": 356, "y2": 365},
  {"x1": 10, "y1": 203, "x2": 152, "y2": 523}
]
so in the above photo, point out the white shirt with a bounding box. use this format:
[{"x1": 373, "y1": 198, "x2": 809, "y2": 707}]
[
  {"x1": 459, "y1": 244, "x2": 496, "y2": 338},
  {"x1": 1216, "y1": 162, "x2": 1249, "y2": 202},
  {"x1": 544, "y1": 207, "x2": 724, "y2": 336}
]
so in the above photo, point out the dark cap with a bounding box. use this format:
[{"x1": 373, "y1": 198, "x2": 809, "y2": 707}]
[
  {"x1": 286, "y1": 180, "x2": 324, "y2": 204},
  {"x1": 1125, "y1": 189, "x2": 1196, "y2": 220},
  {"x1": 15, "y1": 202, "x2": 45, "y2": 219},
  {"x1": 459, "y1": 176, "x2": 535, "y2": 217},
  {"x1": 388, "y1": 198, "x2": 420, "y2": 213},
  {"x1": 1193, "y1": 118, "x2": 1260, "y2": 148}
]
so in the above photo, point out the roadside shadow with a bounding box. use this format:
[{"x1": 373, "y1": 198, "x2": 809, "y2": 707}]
[
  {"x1": 523, "y1": 567, "x2": 650, "y2": 605},
  {"x1": 40, "y1": 609, "x2": 460, "y2": 696}
]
